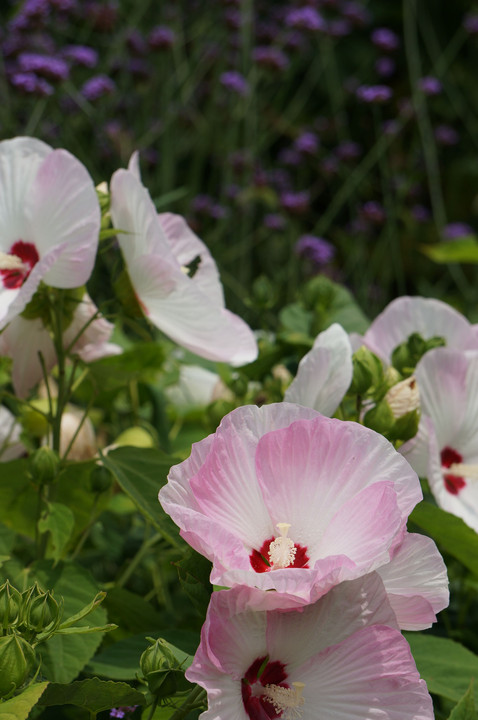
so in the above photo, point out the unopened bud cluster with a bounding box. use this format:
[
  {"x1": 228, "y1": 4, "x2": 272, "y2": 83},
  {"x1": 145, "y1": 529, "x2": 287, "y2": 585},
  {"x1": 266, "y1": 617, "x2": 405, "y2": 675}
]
[{"x1": 140, "y1": 637, "x2": 191, "y2": 699}]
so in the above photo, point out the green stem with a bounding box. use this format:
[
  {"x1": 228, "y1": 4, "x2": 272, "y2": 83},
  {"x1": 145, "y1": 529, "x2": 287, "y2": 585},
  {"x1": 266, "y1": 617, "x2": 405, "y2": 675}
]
[
  {"x1": 50, "y1": 292, "x2": 67, "y2": 454},
  {"x1": 70, "y1": 495, "x2": 100, "y2": 561},
  {"x1": 115, "y1": 528, "x2": 162, "y2": 589},
  {"x1": 146, "y1": 698, "x2": 159, "y2": 720},
  {"x1": 168, "y1": 686, "x2": 207, "y2": 720}
]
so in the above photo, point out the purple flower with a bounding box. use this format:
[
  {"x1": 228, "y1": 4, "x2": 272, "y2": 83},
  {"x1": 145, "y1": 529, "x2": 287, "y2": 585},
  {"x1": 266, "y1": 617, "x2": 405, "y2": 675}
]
[
  {"x1": 361, "y1": 201, "x2": 386, "y2": 224},
  {"x1": 149, "y1": 25, "x2": 175, "y2": 49},
  {"x1": 371, "y1": 27, "x2": 400, "y2": 52},
  {"x1": 341, "y1": 1, "x2": 371, "y2": 26},
  {"x1": 296, "y1": 234, "x2": 335, "y2": 265},
  {"x1": 224, "y1": 8, "x2": 241, "y2": 29},
  {"x1": 49, "y1": 0, "x2": 77, "y2": 10},
  {"x1": 126, "y1": 29, "x2": 146, "y2": 55},
  {"x1": 17, "y1": 53, "x2": 69, "y2": 81},
  {"x1": 434, "y1": 124, "x2": 459, "y2": 146},
  {"x1": 327, "y1": 19, "x2": 352, "y2": 37},
  {"x1": 252, "y1": 46, "x2": 289, "y2": 71},
  {"x1": 286, "y1": 7, "x2": 326, "y2": 31},
  {"x1": 264, "y1": 213, "x2": 286, "y2": 230},
  {"x1": 336, "y1": 140, "x2": 361, "y2": 161},
  {"x1": 418, "y1": 76, "x2": 442, "y2": 96},
  {"x1": 10, "y1": 71, "x2": 53, "y2": 95},
  {"x1": 220, "y1": 70, "x2": 249, "y2": 96},
  {"x1": 62, "y1": 45, "x2": 98, "y2": 67},
  {"x1": 294, "y1": 131, "x2": 319, "y2": 155},
  {"x1": 411, "y1": 204, "x2": 431, "y2": 223},
  {"x1": 375, "y1": 56, "x2": 396, "y2": 78},
  {"x1": 280, "y1": 190, "x2": 310, "y2": 214},
  {"x1": 109, "y1": 707, "x2": 137, "y2": 719},
  {"x1": 442, "y1": 222, "x2": 474, "y2": 240},
  {"x1": 464, "y1": 12, "x2": 478, "y2": 34},
  {"x1": 81, "y1": 74, "x2": 115, "y2": 101},
  {"x1": 356, "y1": 84, "x2": 392, "y2": 103}
]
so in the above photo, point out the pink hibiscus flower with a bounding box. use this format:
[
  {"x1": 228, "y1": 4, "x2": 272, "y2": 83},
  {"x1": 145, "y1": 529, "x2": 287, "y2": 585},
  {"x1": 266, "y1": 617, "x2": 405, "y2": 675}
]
[
  {"x1": 0, "y1": 137, "x2": 100, "y2": 329},
  {"x1": 159, "y1": 403, "x2": 448, "y2": 620},
  {"x1": 187, "y1": 574, "x2": 433, "y2": 720},
  {"x1": 109, "y1": 163, "x2": 258, "y2": 366}
]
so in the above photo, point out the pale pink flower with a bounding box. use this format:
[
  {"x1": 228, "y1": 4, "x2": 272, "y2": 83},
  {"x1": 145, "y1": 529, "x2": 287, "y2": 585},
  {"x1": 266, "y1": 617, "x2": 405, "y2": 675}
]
[
  {"x1": 401, "y1": 348, "x2": 478, "y2": 532},
  {"x1": 109, "y1": 164, "x2": 258, "y2": 366},
  {"x1": 284, "y1": 323, "x2": 353, "y2": 416},
  {"x1": 0, "y1": 137, "x2": 100, "y2": 329},
  {"x1": 0, "y1": 406, "x2": 25, "y2": 461},
  {"x1": 187, "y1": 574, "x2": 434, "y2": 720},
  {"x1": 159, "y1": 403, "x2": 445, "y2": 615},
  {"x1": 356, "y1": 296, "x2": 478, "y2": 363},
  {"x1": 0, "y1": 293, "x2": 121, "y2": 397}
]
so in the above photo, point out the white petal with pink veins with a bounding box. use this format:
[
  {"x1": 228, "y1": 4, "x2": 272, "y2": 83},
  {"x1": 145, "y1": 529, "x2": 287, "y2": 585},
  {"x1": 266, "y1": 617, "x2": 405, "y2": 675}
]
[
  {"x1": 284, "y1": 323, "x2": 353, "y2": 416},
  {"x1": 363, "y1": 296, "x2": 478, "y2": 362},
  {"x1": 0, "y1": 315, "x2": 56, "y2": 397},
  {"x1": 377, "y1": 533, "x2": 449, "y2": 630}
]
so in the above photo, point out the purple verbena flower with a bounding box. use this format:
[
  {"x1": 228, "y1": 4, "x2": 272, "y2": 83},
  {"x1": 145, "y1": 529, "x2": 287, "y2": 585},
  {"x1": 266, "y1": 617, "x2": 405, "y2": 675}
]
[
  {"x1": 18, "y1": 52, "x2": 69, "y2": 81},
  {"x1": 442, "y1": 222, "x2": 474, "y2": 240},
  {"x1": 126, "y1": 29, "x2": 147, "y2": 55},
  {"x1": 62, "y1": 45, "x2": 98, "y2": 67},
  {"x1": 296, "y1": 234, "x2": 335, "y2": 265},
  {"x1": 252, "y1": 46, "x2": 289, "y2": 71},
  {"x1": 81, "y1": 74, "x2": 115, "y2": 101},
  {"x1": 327, "y1": 18, "x2": 352, "y2": 37},
  {"x1": 361, "y1": 201, "x2": 386, "y2": 224},
  {"x1": 294, "y1": 131, "x2": 319, "y2": 155},
  {"x1": 286, "y1": 7, "x2": 326, "y2": 31},
  {"x1": 464, "y1": 12, "x2": 478, "y2": 34},
  {"x1": 375, "y1": 56, "x2": 395, "y2": 78},
  {"x1": 280, "y1": 190, "x2": 310, "y2": 214},
  {"x1": 418, "y1": 76, "x2": 442, "y2": 95},
  {"x1": 149, "y1": 25, "x2": 176, "y2": 49},
  {"x1": 10, "y1": 71, "x2": 53, "y2": 95},
  {"x1": 264, "y1": 213, "x2": 286, "y2": 230},
  {"x1": 220, "y1": 70, "x2": 249, "y2": 96},
  {"x1": 371, "y1": 27, "x2": 400, "y2": 51},
  {"x1": 341, "y1": 2, "x2": 371, "y2": 26},
  {"x1": 411, "y1": 204, "x2": 431, "y2": 223},
  {"x1": 356, "y1": 84, "x2": 392, "y2": 103},
  {"x1": 434, "y1": 124, "x2": 459, "y2": 146}
]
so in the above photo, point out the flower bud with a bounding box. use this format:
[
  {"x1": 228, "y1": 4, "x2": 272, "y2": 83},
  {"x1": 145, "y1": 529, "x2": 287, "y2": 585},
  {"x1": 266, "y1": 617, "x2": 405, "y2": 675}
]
[
  {"x1": 363, "y1": 398, "x2": 395, "y2": 434},
  {"x1": 29, "y1": 447, "x2": 61, "y2": 486},
  {"x1": 140, "y1": 638, "x2": 177, "y2": 677},
  {"x1": 0, "y1": 581, "x2": 22, "y2": 630},
  {"x1": 21, "y1": 398, "x2": 52, "y2": 438},
  {"x1": 24, "y1": 589, "x2": 61, "y2": 633},
  {"x1": 349, "y1": 346, "x2": 383, "y2": 395},
  {"x1": 0, "y1": 634, "x2": 36, "y2": 698},
  {"x1": 90, "y1": 464, "x2": 114, "y2": 493},
  {"x1": 114, "y1": 427, "x2": 155, "y2": 448},
  {"x1": 385, "y1": 376, "x2": 420, "y2": 419}
]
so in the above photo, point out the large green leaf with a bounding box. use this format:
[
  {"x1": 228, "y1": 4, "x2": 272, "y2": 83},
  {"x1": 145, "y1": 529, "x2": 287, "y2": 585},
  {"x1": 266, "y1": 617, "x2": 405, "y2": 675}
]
[
  {"x1": 1, "y1": 560, "x2": 109, "y2": 684},
  {"x1": 448, "y1": 683, "x2": 478, "y2": 720},
  {"x1": 301, "y1": 276, "x2": 370, "y2": 334},
  {"x1": 38, "y1": 678, "x2": 144, "y2": 712},
  {"x1": 102, "y1": 447, "x2": 184, "y2": 548},
  {"x1": 103, "y1": 587, "x2": 164, "y2": 634},
  {"x1": 0, "y1": 682, "x2": 49, "y2": 720},
  {"x1": 405, "y1": 634, "x2": 478, "y2": 705},
  {"x1": 410, "y1": 502, "x2": 478, "y2": 577},
  {"x1": 175, "y1": 549, "x2": 212, "y2": 618},
  {"x1": 87, "y1": 344, "x2": 165, "y2": 391},
  {"x1": 421, "y1": 238, "x2": 478, "y2": 264},
  {"x1": 37, "y1": 502, "x2": 75, "y2": 563}
]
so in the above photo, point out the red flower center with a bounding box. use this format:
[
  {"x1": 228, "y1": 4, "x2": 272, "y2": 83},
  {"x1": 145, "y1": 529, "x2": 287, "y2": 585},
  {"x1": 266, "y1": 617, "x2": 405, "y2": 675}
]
[
  {"x1": 250, "y1": 537, "x2": 309, "y2": 573},
  {"x1": 242, "y1": 657, "x2": 288, "y2": 720},
  {"x1": 0, "y1": 241, "x2": 39, "y2": 290},
  {"x1": 441, "y1": 446, "x2": 466, "y2": 495}
]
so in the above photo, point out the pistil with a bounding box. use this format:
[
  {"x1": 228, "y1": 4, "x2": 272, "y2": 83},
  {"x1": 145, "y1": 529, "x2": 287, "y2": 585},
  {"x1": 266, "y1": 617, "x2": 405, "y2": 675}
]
[
  {"x1": 268, "y1": 523, "x2": 297, "y2": 569},
  {"x1": 447, "y1": 463, "x2": 478, "y2": 480},
  {"x1": 263, "y1": 681, "x2": 305, "y2": 719}
]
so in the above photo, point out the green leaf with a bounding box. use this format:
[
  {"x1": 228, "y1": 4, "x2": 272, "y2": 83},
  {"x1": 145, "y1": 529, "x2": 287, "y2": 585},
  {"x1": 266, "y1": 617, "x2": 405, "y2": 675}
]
[
  {"x1": 1, "y1": 560, "x2": 109, "y2": 684},
  {"x1": 103, "y1": 587, "x2": 165, "y2": 635},
  {"x1": 175, "y1": 549, "x2": 212, "y2": 617},
  {"x1": 38, "y1": 678, "x2": 145, "y2": 712},
  {"x1": 301, "y1": 276, "x2": 369, "y2": 334},
  {"x1": 404, "y1": 633, "x2": 478, "y2": 705},
  {"x1": 279, "y1": 303, "x2": 313, "y2": 337},
  {"x1": 420, "y1": 237, "x2": 478, "y2": 264},
  {"x1": 85, "y1": 631, "x2": 196, "y2": 680},
  {"x1": 448, "y1": 682, "x2": 478, "y2": 720},
  {"x1": 0, "y1": 682, "x2": 49, "y2": 720},
  {"x1": 0, "y1": 523, "x2": 15, "y2": 555},
  {"x1": 88, "y1": 344, "x2": 165, "y2": 391},
  {"x1": 37, "y1": 502, "x2": 75, "y2": 563},
  {"x1": 409, "y1": 502, "x2": 478, "y2": 577},
  {"x1": 101, "y1": 447, "x2": 184, "y2": 548}
]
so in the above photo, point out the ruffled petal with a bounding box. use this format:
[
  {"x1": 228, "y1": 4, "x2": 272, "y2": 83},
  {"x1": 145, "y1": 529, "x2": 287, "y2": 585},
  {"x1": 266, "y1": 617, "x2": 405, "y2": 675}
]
[{"x1": 284, "y1": 323, "x2": 352, "y2": 416}]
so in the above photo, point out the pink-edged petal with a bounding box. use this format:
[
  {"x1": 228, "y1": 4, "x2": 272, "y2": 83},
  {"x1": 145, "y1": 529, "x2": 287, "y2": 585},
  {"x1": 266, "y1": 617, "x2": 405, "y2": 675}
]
[
  {"x1": 0, "y1": 315, "x2": 56, "y2": 397},
  {"x1": 284, "y1": 323, "x2": 352, "y2": 416},
  {"x1": 299, "y1": 625, "x2": 433, "y2": 720},
  {"x1": 0, "y1": 137, "x2": 51, "y2": 250},
  {"x1": 255, "y1": 416, "x2": 420, "y2": 553},
  {"x1": 158, "y1": 212, "x2": 225, "y2": 307},
  {"x1": 377, "y1": 533, "x2": 449, "y2": 630},
  {"x1": 363, "y1": 296, "x2": 478, "y2": 362},
  {"x1": 63, "y1": 293, "x2": 121, "y2": 362},
  {"x1": 29, "y1": 149, "x2": 100, "y2": 287},
  {"x1": 110, "y1": 168, "x2": 173, "y2": 261},
  {"x1": 399, "y1": 415, "x2": 433, "y2": 479},
  {"x1": 127, "y1": 150, "x2": 141, "y2": 179},
  {"x1": 266, "y1": 573, "x2": 398, "y2": 671}
]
